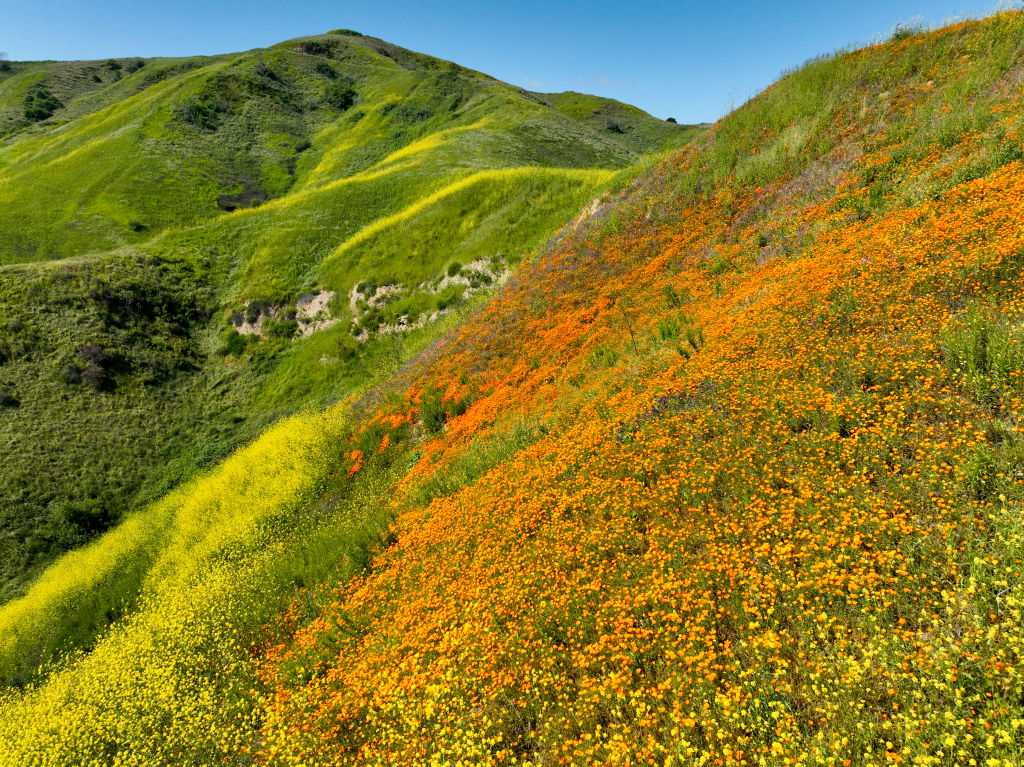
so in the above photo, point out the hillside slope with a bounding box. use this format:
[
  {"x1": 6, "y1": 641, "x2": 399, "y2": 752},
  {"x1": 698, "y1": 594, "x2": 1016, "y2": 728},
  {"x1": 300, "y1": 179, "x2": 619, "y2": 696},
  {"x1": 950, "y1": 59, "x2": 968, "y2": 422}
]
[
  {"x1": 0, "y1": 31, "x2": 691, "y2": 600},
  {"x1": 3, "y1": 10, "x2": 1024, "y2": 767}
]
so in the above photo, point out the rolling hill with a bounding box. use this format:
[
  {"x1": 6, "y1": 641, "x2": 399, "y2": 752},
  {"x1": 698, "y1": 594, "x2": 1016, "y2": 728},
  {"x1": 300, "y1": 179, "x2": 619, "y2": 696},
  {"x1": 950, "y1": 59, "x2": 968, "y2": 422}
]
[
  {"x1": 2, "y1": 10, "x2": 1024, "y2": 767},
  {"x1": 0, "y1": 31, "x2": 693, "y2": 601}
]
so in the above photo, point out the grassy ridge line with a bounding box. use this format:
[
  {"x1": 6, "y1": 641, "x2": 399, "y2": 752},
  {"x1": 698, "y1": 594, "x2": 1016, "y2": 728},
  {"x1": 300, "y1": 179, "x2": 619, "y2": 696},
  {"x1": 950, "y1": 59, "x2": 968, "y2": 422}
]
[
  {"x1": 0, "y1": 405, "x2": 347, "y2": 687},
  {"x1": 324, "y1": 166, "x2": 615, "y2": 260}
]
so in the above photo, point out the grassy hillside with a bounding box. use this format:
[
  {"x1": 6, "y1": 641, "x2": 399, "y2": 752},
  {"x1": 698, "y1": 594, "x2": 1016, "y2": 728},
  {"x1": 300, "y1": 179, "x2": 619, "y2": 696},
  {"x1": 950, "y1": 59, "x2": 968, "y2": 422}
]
[
  {"x1": 0, "y1": 31, "x2": 691, "y2": 600},
  {"x1": 4, "y1": 10, "x2": 1024, "y2": 767}
]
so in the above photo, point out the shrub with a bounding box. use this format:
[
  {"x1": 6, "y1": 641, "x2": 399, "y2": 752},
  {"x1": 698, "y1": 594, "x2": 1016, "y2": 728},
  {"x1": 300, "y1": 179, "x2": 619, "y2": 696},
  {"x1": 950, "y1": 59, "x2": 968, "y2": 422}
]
[
  {"x1": 434, "y1": 286, "x2": 464, "y2": 312},
  {"x1": 253, "y1": 61, "x2": 281, "y2": 83},
  {"x1": 663, "y1": 285, "x2": 691, "y2": 309},
  {"x1": 125, "y1": 59, "x2": 145, "y2": 73},
  {"x1": 0, "y1": 389, "x2": 18, "y2": 408},
  {"x1": 418, "y1": 386, "x2": 473, "y2": 434},
  {"x1": 299, "y1": 40, "x2": 334, "y2": 57},
  {"x1": 220, "y1": 328, "x2": 248, "y2": 357},
  {"x1": 23, "y1": 83, "x2": 61, "y2": 122},
  {"x1": 61, "y1": 364, "x2": 83, "y2": 385},
  {"x1": 447, "y1": 261, "x2": 463, "y2": 277},
  {"x1": 314, "y1": 61, "x2": 337, "y2": 79},
  {"x1": 420, "y1": 389, "x2": 447, "y2": 433},
  {"x1": 704, "y1": 251, "x2": 734, "y2": 276},
  {"x1": 177, "y1": 93, "x2": 226, "y2": 131},
  {"x1": 81, "y1": 365, "x2": 110, "y2": 391},
  {"x1": 244, "y1": 300, "x2": 273, "y2": 324},
  {"x1": 77, "y1": 344, "x2": 111, "y2": 367},
  {"x1": 324, "y1": 79, "x2": 357, "y2": 111}
]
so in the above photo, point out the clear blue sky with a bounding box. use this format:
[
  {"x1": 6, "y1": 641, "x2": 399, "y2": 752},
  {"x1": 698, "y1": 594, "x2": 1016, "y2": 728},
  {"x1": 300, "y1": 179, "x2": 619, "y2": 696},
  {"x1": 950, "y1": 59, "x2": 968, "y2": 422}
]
[{"x1": 0, "y1": 0, "x2": 1016, "y2": 123}]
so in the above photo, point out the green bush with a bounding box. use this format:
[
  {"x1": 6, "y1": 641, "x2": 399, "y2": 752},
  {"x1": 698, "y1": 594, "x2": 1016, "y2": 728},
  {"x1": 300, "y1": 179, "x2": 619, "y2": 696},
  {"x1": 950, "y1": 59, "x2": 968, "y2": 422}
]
[
  {"x1": 177, "y1": 93, "x2": 226, "y2": 131},
  {"x1": 23, "y1": 83, "x2": 61, "y2": 122},
  {"x1": 220, "y1": 328, "x2": 248, "y2": 356},
  {"x1": 324, "y1": 79, "x2": 357, "y2": 111}
]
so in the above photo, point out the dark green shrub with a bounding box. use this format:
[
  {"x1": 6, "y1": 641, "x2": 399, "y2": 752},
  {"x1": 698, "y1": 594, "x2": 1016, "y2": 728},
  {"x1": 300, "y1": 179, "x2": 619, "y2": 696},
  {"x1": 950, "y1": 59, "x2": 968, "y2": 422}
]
[
  {"x1": 24, "y1": 83, "x2": 62, "y2": 122},
  {"x1": 704, "y1": 251, "x2": 734, "y2": 276},
  {"x1": 434, "y1": 286, "x2": 464, "y2": 312},
  {"x1": 420, "y1": 389, "x2": 447, "y2": 433},
  {"x1": 324, "y1": 79, "x2": 357, "y2": 111},
  {"x1": 244, "y1": 300, "x2": 272, "y2": 324},
  {"x1": 0, "y1": 389, "x2": 18, "y2": 408},
  {"x1": 220, "y1": 328, "x2": 248, "y2": 356},
  {"x1": 418, "y1": 386, "x2": 473, "y2": 434},
  {"x1": 253, "y1": 61, "x2": 281, "y2": 83},
  {"x1": 80, "y1": 365, "x2": 110, "y2": 391},
  {"x1": 177, "y1": 93, "x2": 226, "y2": 131},
  {"x1": 314, "y1": 62, "x2": 336, "y2": 79},
  {"x1": 77, "y1": 344, "x2": 111, "y2": 367},
  {"x1": 447, "y1": 261, "x2": 463, "y2": 277},
  {"x1": 299, "y1": 40, "x2": 335, "y2": 57}
]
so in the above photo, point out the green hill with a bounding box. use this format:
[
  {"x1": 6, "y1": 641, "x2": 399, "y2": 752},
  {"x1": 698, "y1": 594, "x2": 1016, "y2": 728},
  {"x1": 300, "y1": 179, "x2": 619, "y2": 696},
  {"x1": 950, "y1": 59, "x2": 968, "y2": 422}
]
[{"x1": 0, "y1": 31, "x2": 694, "y2": 601}]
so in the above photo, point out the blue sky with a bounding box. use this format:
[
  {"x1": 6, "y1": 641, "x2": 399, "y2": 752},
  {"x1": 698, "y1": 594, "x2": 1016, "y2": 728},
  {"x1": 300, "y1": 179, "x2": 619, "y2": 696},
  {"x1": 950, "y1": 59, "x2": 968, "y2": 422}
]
[{"x1": 0, "y1": 0, "x2": 1016, "y2": 122}]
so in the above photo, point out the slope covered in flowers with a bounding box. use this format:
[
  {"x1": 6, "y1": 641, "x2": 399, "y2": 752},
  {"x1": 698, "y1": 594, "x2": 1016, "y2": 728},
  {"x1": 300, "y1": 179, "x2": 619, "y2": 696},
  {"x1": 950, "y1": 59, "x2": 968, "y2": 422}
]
[
  {"x1": 2, "y1": 11, "x2": 1024, "y2": 767},
  {"x1": 255, "y1": 13, "x2": 1024, "y2": 766}
]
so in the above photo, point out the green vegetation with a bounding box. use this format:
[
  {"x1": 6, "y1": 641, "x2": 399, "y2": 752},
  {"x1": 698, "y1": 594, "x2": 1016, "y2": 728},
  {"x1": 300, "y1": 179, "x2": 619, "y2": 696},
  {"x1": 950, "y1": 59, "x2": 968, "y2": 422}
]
[
  {"x1": 0, "y1": 32, "x2": 691, "y2": 600},
  {"x1": 1, "y1": 10, "x2": 1024, "y2": 766}
]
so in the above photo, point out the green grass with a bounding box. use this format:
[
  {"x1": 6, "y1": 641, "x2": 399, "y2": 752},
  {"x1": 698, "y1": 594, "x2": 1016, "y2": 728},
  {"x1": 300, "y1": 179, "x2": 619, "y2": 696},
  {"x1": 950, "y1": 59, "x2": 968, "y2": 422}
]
[{"x1": 674, "y1": 11, "x2": 1024, "y2": 203}]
